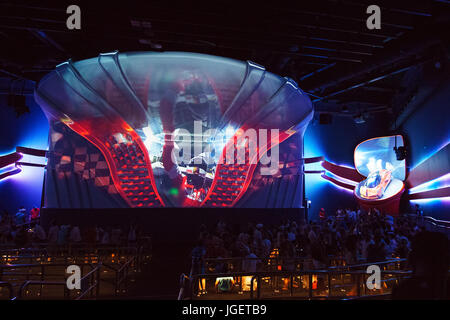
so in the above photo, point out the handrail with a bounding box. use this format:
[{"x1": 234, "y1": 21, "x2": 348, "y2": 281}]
[
  {"x1": 0, "y1": 241, "x2": 147, "y2": 299},
  {"x1": 329, "y1": 258, "x2": 407, "y2": 270},
  {"x1": 178, "y1": 273, "x2": 190, "y2": 300},
  {"x1": 405, "y1": 214, "x2": 450, "y2": 230},
  {"x1": 17, "y1": 281, "x2": 68, "y2": 299},
  {"x1": 199, "y1": 255, "x2": 344, "y2": 272},
  {"x1": 102, "y1": 256, "x2": 137, "y2": 295},
  {"x1": 188, "y1": 269, "x2": 415, "y2": 300},
  {"x1": 75, "y1": 263, "x2": 102, "y2": 300},
  {"x1": 16, "y1": 263, "x2": 102, "y2": 300},
  {"x1": 0, "y1": 281, "x2": 13, "y2": 300},
  {"x1": 422, "y1": 216, "x2": 450, "y2": 229},
  {"x1": 193, "y1": 256, "x2": 405, "y2": 276}
]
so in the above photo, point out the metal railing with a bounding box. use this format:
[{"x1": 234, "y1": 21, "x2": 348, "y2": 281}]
[
  {"x1": 180, "y1": 269, "x2": 412, "y2": 300},
  {"x1": 103, "y1": 255, "x2": 139, "y2": 295},
  {"x1": 248, "y1": 269, "x2": 410, "y2": 299},
  {"x1": 329, "y1": 258, "x2": 407, "y2": 271},
  {"x1": 200, "y1": 255, "x2": 347, "y2": 274},
  {"x1": 0, "y1": 281, "x2": 13, "y2": 300},
  {"x1": 17, "y1": 264, "x2": 102, "y2": 300},
  {"x1": 1, "y1": 258, "x2": 136, "y2": 300},
  {"x1": 0, "y1": 242, "x2": 148, "y2": 299},
  {"x1": 179, "y1": 258, "x2": 408, "y2": 300}
]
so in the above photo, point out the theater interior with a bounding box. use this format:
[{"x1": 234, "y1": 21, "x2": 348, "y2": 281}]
[{"x1": 0, "y1": 0, "x2": 449, "y2": 304}]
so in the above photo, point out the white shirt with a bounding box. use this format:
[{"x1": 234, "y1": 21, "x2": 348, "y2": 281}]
[
  {"x1": 34, "y1": 225, "x2": 47, "y2": 241},
  {"x1": 48, "y1": 225, "x2": 59, "y2": 243},
  {"x1": 242, "y1": 253, "x2": 259, "y2": 272},
  {"x1": 69, "y1": 226, "x2": 82, "y2": 242}
]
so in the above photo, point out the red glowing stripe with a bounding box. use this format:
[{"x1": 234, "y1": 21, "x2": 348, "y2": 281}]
[
  {"x1": 201, "y1": 127, "x2": 295, "y2": 207},
  {"x1": 64, "y1": 118, "x2": 164, "y2": 207}
]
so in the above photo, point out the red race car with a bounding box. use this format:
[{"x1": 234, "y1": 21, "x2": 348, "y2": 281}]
[{"x1": 359, "y1": 169, "x2": 392, "y2": 200}]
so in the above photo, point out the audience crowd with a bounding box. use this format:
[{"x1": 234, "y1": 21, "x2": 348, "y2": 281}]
[
  {"x1": 192, "y1": 207, "x2": 428, "y2": 272},
  {"x1": 0, "y1": 206, "x2": 142, "y2": 247}
]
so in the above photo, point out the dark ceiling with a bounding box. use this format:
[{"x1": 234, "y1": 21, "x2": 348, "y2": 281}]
[{"x1": 1, "y1": 0, "x2": 449, "y2": 126}]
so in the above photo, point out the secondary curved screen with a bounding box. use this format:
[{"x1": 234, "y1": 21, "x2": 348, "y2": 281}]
[{"x1": 354, "y1": 135, "x2": 406, "y2": 181}]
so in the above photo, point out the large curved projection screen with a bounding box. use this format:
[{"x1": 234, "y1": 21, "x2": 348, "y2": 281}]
[{"x1": 35, "y1": 52, "x2": 314, "y2": 208}]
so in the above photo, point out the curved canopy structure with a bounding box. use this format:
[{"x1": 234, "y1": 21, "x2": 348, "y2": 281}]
[{"x1": 35, "y1": 51, "x2": 313, "y2": 208}]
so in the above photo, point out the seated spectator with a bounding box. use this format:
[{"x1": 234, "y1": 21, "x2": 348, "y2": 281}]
[
  {"x1": 57, "y1": 224, "x2": 70, "y2": 245},
  {"x1": 69, "y1": 225, "x2": 82, "y2": 243},
  {"x1": 191, "y1": 240, "x2": 206, "y2": 275},
  {"x1": 111, "y1": 225, "x2": 122, "y2": 245},
  {"x1": 47, "y1": 220, "x2": 59, "y2": 243},
  {"x1": 14, "y1": 225, "x2": 29, "y2": 247},
  {"x1": 15, "y1": 207, "x2": 27, "y2": 226},
  {"x1": 101, "y1": 228, "x2": 111, "y2": 244},
  {"x1": 33, "y1": 223, "x2": 47, "y2": 242},
  {"x1": 242, "y1": 248, "x2": 259, "y2": 272},
  {"x1": 128, "y1": 224, "x2": 137, "y2": 243}
]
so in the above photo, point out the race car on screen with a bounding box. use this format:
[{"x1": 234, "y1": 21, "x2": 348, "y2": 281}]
[{"x1": 359, "y1": 169, "x2": 392, "y2": 200}]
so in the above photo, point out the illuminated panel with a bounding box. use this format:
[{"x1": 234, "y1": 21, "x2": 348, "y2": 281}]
[
  {"x1": 321, "y1": 173, "x2": 355, "y2": 191},
  {"x1": 406, "y1": 142, "x2": 450, "y2": 189},
  {"x1": 408, "y1": 187, "x2": 450, "y2": 200},
  {"x1": 409, "y1": 173, "x2": 450, "y2": 194},
  {"x1": 321, "y1": 160, "x2": 365, "y2": 183},
  {"x1": 410, "y1": 196, "x2": 450, "y2": 204}
]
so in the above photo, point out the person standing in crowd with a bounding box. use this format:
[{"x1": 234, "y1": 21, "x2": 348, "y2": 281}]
[
  {"x1": 111, "y1": 225, "x2": 123, "y2": 245},
  {"x1": 57, "y1": 224, "x2": 70, "y2": 245},
  {"x1": 101, "y1": 227, "x2": 111, "y2": 244},
  {"x1": 69, "y1": 225, "x2": 82, "y2": 243},
  {"x1": 33, "y1": 223, "x2": 47, "y2": 242},
  {"x1": 415, "y1": 204, "x2": 424, "y2": 224},
  {"x1": 128, "y1": 223, "x2": 137, "y2": 243},
  {"x1": 319, "y1": 208, "x2": 326, "y2": 222},
  {"x1": 242, "y1": 247, "x2": 259, "y2": 272},
  {"x1": 14, "y1": 225, "x2": 29, "y2": 247},
  {"x1": 47, "y1": 220, "x2": 59, "y2": 243},
  {"x1": 30, "y1": 207, "x2": 40, "y2": 221},
  {"x1": 15, "y1": 207, "x2": 27, "y2": 226}
]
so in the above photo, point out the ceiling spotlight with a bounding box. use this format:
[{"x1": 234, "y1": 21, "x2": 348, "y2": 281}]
[{"x1": 353, "y1": 114, "x2": 366, "y2": 124}]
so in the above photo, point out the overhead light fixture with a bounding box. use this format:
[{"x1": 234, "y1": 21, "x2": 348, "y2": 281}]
[
  {"x1": 353, "y1": 114, "x2": 366, "y2": 124},
  {"x1": 341, "y1": 105, "x2": 350, "y2": 113}
]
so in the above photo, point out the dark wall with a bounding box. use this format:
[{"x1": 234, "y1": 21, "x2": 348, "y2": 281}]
[{"x1": 400, "y1": 64, "x2": 450, "y2": 219}]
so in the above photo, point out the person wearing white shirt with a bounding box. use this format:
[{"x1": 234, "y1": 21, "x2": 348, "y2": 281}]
[
  {"x1": 69, "y1": 226, "x2": 82, "y2": 243},
  {"x1": 47, "y1": 223, "x2": 59, "y2": 243},
  {"x1": 34, "y1": 224, "x2": 47, "y2": 242}
]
